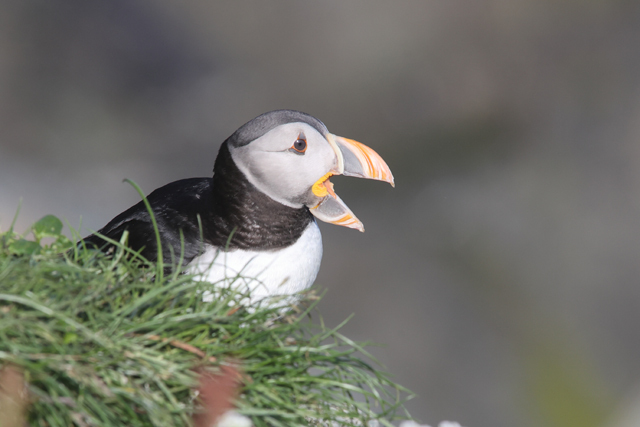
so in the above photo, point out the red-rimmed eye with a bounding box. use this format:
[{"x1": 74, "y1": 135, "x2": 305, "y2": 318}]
[{"x1": 290, "y1": 136, "x2": 307, "y2": 154}]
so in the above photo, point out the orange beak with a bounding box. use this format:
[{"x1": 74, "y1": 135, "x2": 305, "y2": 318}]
[{"x1": 309, "y1": 134, "x2": 394, "y2": 232}]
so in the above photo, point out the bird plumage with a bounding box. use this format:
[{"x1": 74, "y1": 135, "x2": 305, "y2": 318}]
[
  {"x1": 83, "y1": 110, "x2": 394, "y2": 305},
  {"x1": 83, "y1": 143, "x2": 314, "y2": 265}
]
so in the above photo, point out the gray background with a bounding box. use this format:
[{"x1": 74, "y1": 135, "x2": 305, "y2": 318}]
[{"x1": 2, "y1": 2, "x2": 640, "y2": 427}]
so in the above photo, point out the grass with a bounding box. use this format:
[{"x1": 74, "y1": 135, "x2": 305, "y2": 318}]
[{"x1": 0, "y1": 213, "x2": 413, "y2": 427}]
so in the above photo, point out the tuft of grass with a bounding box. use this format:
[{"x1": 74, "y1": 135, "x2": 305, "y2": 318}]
[{"x1": 0, "y1": 214, "x2": 413, "y2": 427}]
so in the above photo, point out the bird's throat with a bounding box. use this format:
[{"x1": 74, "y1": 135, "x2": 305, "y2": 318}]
[{"x1": 206, "y1": 143, "x2": 313, "y2": 250}]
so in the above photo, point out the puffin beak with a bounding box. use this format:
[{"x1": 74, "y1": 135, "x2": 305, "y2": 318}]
[{"x1": 309, "y1": 134, "x2": 394, "y2": 232}]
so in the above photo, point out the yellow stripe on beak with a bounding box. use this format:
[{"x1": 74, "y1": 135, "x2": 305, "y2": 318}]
[{"x1": 311, "y1": 172, "x2": 334, "y2": 198}]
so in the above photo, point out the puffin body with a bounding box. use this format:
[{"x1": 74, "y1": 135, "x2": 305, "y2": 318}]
[{"x1": 83, "y1": 110, "x2": 394, "y2": 305}]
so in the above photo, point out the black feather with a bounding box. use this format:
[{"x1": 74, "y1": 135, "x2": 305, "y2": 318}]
[{"x1": 83, "y1": 142, "x2": 313, "y2": 267}]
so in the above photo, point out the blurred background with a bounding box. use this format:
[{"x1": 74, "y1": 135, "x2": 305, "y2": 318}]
[{"x1": 1, "y1": 1, "x2": 640, "y2": 426}]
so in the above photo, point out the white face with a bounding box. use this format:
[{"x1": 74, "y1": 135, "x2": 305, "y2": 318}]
[{"x1": 229, "y1": 122, "x2": 338, "y2": 208}]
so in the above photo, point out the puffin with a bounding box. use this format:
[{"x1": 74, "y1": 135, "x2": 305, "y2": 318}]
[{"x1": 83, "y1": 110, "x2": 394, "y2": 305}]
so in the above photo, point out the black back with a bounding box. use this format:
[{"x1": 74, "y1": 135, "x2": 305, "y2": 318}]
[{"x1": 83, "y1": 142, "x2": 314, "y2": 266}]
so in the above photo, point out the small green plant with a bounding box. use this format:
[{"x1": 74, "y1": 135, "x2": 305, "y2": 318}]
[{"x1": 0, "y1": 213, "x2": 413, "y2": 427}]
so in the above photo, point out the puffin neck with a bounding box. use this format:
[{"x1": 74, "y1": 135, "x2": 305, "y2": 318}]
[{"x1": 205, "y1": 143, "x2": 313, "y2": 250}]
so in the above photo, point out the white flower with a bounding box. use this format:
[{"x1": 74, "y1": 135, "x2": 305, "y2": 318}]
[{"x1": 215, "y1": 410, "x2": 252, "y2": 427}]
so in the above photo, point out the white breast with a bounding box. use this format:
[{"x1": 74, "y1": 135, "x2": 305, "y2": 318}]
[{"x1": 186, "y1": 221, "x2": 323, "y2": 306}]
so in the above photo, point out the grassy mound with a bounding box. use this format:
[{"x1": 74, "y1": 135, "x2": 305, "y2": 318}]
[{"x1": 0, "y1": 215, "x2": 412, "y2": 427}]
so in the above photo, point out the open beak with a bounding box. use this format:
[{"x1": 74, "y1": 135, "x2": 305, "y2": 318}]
[{"x1": 309, "y1": 134, "x2": 394, "y2": 232}]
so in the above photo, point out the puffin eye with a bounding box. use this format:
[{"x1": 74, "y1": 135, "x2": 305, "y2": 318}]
[{"x1": 290, "y1": 135, "x2": 307, "y2": 154}]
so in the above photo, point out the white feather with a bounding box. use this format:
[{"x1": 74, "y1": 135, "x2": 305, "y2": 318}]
[{"x1": 187, "y1": 221, "x2": 323, "y2": 306}]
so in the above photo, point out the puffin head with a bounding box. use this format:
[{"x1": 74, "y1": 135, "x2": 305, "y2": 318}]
[{"x1": 226, "y1": 110, "x2": 394, "y2": 232}]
